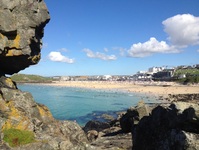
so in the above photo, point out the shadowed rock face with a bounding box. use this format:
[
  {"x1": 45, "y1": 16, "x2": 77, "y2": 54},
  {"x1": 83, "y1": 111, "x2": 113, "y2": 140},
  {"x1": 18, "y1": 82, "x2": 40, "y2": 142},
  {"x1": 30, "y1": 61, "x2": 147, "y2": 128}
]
[
  {"x1": 132, "y1": 102, "x2": 199, "y2": 150},
  {"x1": 0, "y1": 0, "x2": 50, "y2": 75}
]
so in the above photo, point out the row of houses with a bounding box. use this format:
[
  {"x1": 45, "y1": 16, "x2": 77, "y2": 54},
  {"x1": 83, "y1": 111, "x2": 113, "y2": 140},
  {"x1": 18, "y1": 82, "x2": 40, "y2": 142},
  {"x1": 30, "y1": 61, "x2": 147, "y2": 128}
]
[
  {"x1": 52, "y1": 75, "x2": 130, "y2": 81},
  {"x1": 177, "y1": 64, "x2": 199, "y2": 69},
  {"x1": 133, "y1": 64, "x2": 199, "y2": 81},
  {"x1": 52, "y1": 64, "x2": 199, "y2": 82}
]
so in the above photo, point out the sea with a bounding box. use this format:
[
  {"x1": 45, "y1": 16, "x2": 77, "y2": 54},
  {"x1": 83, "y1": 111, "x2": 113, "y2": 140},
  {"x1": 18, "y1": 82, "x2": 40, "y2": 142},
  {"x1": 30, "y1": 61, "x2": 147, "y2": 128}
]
[{"x1": 18, "y1": 84, "x2": 158, "y2": 126}]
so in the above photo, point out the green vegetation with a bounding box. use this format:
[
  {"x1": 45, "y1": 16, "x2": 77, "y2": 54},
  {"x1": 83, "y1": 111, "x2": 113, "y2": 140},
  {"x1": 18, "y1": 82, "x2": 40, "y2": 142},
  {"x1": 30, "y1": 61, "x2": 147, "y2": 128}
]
[
  {"x1": 3, "y1": 128, "x2": 35, "y2": 147},
  {"x1": 174, "y1": 68, "x2": 199, "y2": 84},
  {"x1": 11, "y1": 74, "x2": 52, "y2": 83},
  {"x1": 174, "y1": 68, "x2": 199, "y2": 76},
  {"x1": 177, "y1": 76, "x2": 199, "y2": 84}
]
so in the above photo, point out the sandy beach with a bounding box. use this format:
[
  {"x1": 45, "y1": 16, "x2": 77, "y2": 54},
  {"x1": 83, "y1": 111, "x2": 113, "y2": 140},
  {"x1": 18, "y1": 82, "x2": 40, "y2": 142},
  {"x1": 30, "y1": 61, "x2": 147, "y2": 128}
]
[{"x1": 43, "y1": 81, "x2": 199, "y2": 98}]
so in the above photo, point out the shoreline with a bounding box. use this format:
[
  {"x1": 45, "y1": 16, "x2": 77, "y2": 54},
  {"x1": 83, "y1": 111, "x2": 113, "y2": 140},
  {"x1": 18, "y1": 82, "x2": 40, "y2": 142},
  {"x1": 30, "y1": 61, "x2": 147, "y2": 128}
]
[{"x1": 26, "y1": 81, "x2": 199, "y2": 99}]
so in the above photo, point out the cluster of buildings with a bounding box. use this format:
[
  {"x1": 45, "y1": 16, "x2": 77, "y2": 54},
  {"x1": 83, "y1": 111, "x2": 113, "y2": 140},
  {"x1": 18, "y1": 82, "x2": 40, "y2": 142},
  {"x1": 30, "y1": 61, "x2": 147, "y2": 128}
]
[
  {"x1": 52, "y1": 75, "x2": 130, "y2": 82},
  {"x1": 132, "y1": 64, "x2": 199, "y2": 81},
  {"x1": 131, "y1": 67, "x2": 174, "y2": 81},
  {"x1": 52, "y1": 64, "x2": 199, "y2": 82}
]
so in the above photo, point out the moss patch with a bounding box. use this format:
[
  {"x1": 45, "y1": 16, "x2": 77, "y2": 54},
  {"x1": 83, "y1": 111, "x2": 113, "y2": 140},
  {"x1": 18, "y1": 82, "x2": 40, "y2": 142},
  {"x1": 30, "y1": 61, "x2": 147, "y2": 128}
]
[{"x1": 3, "y1": 128, "x2": 35, "y2": 147}]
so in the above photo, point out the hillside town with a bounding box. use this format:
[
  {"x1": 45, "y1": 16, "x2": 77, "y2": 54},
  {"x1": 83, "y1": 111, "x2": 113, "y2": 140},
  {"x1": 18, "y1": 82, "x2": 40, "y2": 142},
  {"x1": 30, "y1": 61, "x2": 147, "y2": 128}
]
[{"x1": 52, "y1": 64, "x2": 199, "y2": 82}]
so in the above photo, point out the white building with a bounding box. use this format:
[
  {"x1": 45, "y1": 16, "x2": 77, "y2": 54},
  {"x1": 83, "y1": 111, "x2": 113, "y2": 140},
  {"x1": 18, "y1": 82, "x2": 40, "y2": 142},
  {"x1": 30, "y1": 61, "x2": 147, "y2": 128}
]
[
  {"x1": 103, "y1": 75, "x2": 112, "y2": 80},
  {"x1": 60, "y1": 76, "x2": 70, "y2": 81},
  {"x1": 148, "y1": 67, "x2": 164, "y2": 73},
  {"x1": 137, "y1": 71, "x2": 147, "y2": 74}
]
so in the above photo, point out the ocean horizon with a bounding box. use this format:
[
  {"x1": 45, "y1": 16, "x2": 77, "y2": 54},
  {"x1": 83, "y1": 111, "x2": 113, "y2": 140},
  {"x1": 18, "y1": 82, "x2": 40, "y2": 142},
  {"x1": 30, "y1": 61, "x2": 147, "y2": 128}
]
[{"x1": 18, "y1": 84, "x2": 158, "y2": 126}]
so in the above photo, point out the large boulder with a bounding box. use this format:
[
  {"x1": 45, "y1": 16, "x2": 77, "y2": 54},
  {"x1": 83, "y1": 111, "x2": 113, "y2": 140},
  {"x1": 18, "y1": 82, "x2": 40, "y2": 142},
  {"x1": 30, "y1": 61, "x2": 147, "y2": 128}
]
[
  {"x1": 83, "y1": 120, "x2": 111, "y2": 133},
  {"x1": 83, "y1": 120, "x2": 132, "y2": 149},
  {"x1": 0, "y1": 76, "x2": 17, "y2": 89},
  {"x1": 132, "y1": 101, "x2": 199, "y2": 150},
  {"x1": 0, "y1": 0, "x2": 50, "y2": 75},
  {"x1": 120, "y1": 101, "x2": 151, "y2": 133}
]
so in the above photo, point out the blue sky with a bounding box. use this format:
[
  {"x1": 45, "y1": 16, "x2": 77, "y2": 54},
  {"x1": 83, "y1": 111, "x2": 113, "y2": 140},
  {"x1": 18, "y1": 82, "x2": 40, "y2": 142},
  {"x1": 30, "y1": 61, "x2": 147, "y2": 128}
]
[{"x1": 21, "y1": 0, "x2": 199, "y2": 76}]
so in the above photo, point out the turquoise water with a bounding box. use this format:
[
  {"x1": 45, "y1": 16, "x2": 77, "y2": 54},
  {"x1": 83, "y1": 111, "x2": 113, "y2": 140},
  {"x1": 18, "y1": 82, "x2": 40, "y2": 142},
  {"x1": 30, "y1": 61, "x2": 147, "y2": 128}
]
[{"x1": 18, "y1": 84, "x2": 157, "y2": 126}]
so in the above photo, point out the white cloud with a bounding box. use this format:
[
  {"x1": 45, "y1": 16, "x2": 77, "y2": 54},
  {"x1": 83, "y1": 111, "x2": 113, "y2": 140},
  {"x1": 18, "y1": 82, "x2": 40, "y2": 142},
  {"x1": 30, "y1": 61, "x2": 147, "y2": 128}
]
[
  {"x1": 197, "y1": 49, "x2": 199, "y2": 52},
  {"x1": 127, "y1": 37, "x2": 180, "y2": 58},
  {"x1": 162, "y1": 14, "x2": 199, "y2": 47},
  {"x1": 48, "y1": 51, "x2": 75, "y2": 63},
  {"x1": 83, "y1": 48, "x2": 117, "y2": 60},
  {"x1": 127, "y1": 14, "x2": 199, "y2": 58}
]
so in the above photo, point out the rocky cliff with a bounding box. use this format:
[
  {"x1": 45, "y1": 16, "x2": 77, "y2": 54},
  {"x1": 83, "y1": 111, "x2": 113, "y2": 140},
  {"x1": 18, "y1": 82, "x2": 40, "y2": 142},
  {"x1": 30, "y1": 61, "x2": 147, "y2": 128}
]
[
  {"x1": 0, "y1": 87, "x2": 91, "y2": 149},
  {"x1": 0, "y1": 0, "x2": 50, "y2": 75},
  {"x1": 0, "y1": 1, "x2": 92, "y2": 149}
]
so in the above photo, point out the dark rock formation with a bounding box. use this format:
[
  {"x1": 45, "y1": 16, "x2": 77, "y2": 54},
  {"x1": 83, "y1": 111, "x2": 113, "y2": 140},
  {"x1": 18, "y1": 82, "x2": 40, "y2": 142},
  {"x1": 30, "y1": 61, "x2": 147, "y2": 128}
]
[
  {"x1": 83, "y1": 120, "x2": 111, "y2": 133},
  {"x1": 83, "y1": 120, "x2": 132, "y2": 149},
  {"x1": 91, "y1": 127, "x2": 132, "y2": 150},
  {"x1": 0, "y1": 0, "x2": 50, "y2": 75},
  {"x1": 86, "y1": 98, "x2": 199, "y2": 149},
  {"x1": 120, "y1": 101, "x2": 151, "y2": 133},
  {"x1": 132, "y1": 101, "x2": 199, "y2": 150}
]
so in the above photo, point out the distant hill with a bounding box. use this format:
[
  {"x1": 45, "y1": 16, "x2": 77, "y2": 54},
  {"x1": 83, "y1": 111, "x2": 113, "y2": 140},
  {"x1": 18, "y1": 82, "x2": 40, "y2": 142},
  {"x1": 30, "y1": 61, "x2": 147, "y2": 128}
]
[{"x1": 11, "y1": 74, "x2": 52, "y2": 83}]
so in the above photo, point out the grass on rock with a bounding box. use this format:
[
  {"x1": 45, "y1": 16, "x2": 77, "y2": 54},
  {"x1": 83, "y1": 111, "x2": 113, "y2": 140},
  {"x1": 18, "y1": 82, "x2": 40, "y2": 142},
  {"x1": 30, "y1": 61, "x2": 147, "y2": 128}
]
[{"x1": 3, "y1": 128, "x2": 35, "y2": 147}]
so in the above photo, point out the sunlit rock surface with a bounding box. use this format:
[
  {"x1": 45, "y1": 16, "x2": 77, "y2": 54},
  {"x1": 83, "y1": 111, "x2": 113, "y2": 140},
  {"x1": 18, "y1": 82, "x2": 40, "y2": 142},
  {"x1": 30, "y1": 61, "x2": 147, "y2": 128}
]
[
  {"x1": 0, "y1": 0, "x2": 50, "y2": 75},
  {"x1": 0, "y1": 1, "x2": 92, "y2": 149},
  {"x1": 0, "y1": 88, "x2": 90, "y2": 149}
]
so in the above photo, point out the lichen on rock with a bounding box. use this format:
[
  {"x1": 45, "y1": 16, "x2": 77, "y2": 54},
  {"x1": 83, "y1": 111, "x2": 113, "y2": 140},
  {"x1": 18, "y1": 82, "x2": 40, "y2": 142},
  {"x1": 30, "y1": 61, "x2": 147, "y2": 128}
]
[
  {"x1": 0, "y1": 1, "x2": 92, "y2": 149},
  {"x1": 0, "y1": 0, "x2": 50, "y2": 75},
  {"x1": 0, "y1": 87, "x2": 91, "y2": 149}
]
